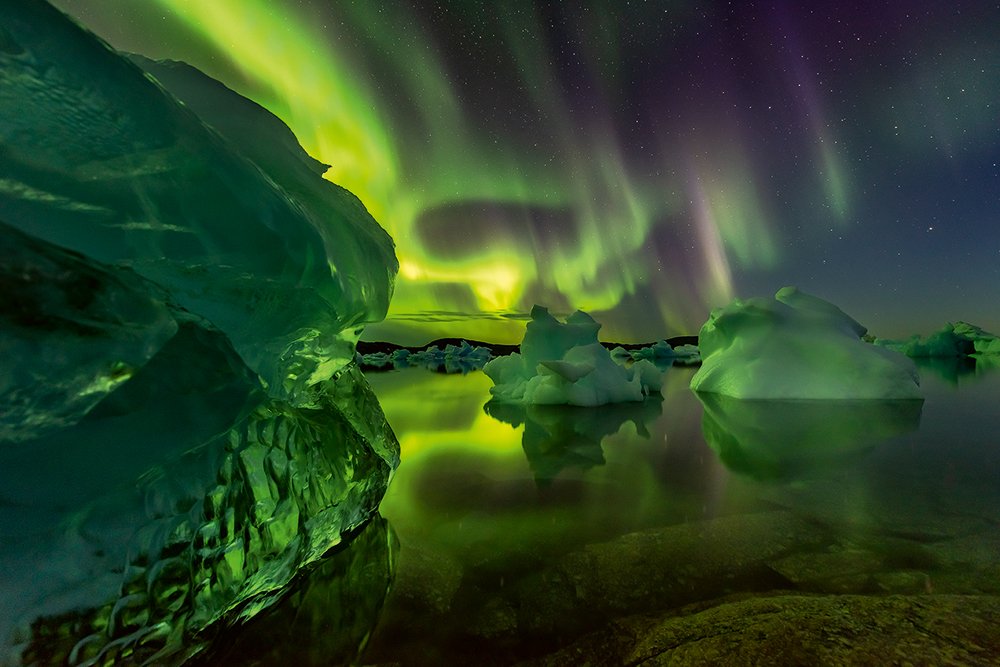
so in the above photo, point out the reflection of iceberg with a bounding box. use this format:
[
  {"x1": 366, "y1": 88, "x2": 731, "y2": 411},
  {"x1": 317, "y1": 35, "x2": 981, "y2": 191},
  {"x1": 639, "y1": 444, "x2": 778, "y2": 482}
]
[
  {"x1": 485, "y1": 398, "x2": 663, "y2": 483},
  {"x1": 193, "y1": 516, "x2": 396, "y2": 667},
  {"x1": 697, "y1": 394, "x2": 923, "y2": 481},
  {"x1": 974, "y1": 354, "x2": 1000, "y2": 374},
  {"x1": 911, "y1": 356, "x2": 978, "y2": 385},
  {"x1": 0, "y1": 3, "x2": 398, "y2": 664},
  {"x1": 1, "y1": 324, "x2": 397, "y2": 665}
]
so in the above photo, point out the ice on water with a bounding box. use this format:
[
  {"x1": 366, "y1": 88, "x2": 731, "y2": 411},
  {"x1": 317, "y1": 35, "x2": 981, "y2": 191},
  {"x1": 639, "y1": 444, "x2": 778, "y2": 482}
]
[
  {"x1": 876, "y1": 321, "x2": 1000, "y2": 358},
  {"x1": 485, "y1": 306, "x2": 663, "y2": 405},
  {"x1": 691, "y1": 287, "x2": 922, "y2": 399}
]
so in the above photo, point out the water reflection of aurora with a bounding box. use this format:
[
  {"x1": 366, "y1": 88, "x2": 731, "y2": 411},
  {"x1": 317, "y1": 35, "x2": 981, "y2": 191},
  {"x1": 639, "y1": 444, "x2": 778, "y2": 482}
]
[{"x1": 367, "y1": 367, "x2": 717, "y2": 557}]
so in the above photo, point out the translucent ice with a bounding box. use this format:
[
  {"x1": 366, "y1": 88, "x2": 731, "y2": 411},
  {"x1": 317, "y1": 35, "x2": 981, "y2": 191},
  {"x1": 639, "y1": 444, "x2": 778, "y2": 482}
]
[
  {"x1": 0, "y1": 223, "x2": 178, "y2": 443},
  {"x1": 0, "y1": 4, "x2": 397, "y2": 400},
  {"x1": 0, "y1": 3, "x2": 398, "y2": 663},
  {"x1": 484, "y1": 306, "x2": 662, "y2": 405},
  {"x1": 691, "y1": 287, "x2": 922, "y2": 399}
]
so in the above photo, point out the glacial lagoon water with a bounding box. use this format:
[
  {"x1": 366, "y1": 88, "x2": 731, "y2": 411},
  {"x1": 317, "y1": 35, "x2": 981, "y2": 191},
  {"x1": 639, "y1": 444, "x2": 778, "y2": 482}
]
[{"x1": 207, "y1": 360, "x2": 1000, "y2": 665}]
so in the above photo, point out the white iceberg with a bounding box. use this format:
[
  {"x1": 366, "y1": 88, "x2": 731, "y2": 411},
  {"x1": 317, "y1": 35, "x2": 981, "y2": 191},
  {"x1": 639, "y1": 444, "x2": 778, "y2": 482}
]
[
  {"x1": 484, "y1": 306, "x2": 662, "y2": 405},
  {"x1": 690, "y1": 287, "x2": 922, "y2": 399}
]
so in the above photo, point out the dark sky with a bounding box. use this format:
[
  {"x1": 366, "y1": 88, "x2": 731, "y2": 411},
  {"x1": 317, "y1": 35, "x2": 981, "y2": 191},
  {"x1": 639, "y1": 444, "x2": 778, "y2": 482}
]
[{"x1": 53, "y1": 0, "x2": 1000, "y2": 343}]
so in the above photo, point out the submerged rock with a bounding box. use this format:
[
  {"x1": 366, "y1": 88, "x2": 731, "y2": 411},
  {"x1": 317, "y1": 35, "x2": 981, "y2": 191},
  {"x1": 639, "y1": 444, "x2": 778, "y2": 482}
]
[
  {"x1": 0, "y1": 3, "x2": 398, "y2": 664},
  {"x1": 526, "y1": 594, "x2": 1000, "y2": 666},
  {"x1": 515, "y1": 511, "x2": 825, "y2": 636}
]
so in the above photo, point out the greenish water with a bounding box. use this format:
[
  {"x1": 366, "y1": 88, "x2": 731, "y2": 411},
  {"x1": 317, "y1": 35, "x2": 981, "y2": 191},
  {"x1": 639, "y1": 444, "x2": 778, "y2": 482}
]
[{"x1": 208, "y1": 361, "x2": 1000, "y2": 664}]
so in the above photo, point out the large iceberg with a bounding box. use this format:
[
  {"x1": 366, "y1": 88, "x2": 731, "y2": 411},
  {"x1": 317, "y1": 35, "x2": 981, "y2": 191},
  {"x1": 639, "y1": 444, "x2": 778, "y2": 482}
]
[
  {"x1": 484, "y1": 306, "x2": 663, "y2": 405},
  {"x1": 0, "y1": 2, "x2": 398, "y2": 664},
  {"x1": 690, "y1": 287, "x2": 922, "y2": 399}
]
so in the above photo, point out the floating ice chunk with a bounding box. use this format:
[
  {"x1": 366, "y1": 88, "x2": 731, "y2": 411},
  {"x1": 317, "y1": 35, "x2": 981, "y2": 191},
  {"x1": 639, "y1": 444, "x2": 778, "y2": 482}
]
[
  {"x1": 671, "y1": 344, "x2": 702, "y2": 362},
  {"x1": 484, "y1": 306, "x2": 662, "y2": 405},
  {"x1": 876, "y1": 321, "x2": 1000, "y2": 358},
  {"x1": 624, "y1": 340, "x2": 702, "y2": 367},
  {"x1": 975, "y1": 338, "x2": 1000, "y2": 355},
  {"x1": 361, "y1": 340, "x2": 492, "y2": 373},
  {"x1": 691, "y1": 287, "x2": 922, "y2": 399}
]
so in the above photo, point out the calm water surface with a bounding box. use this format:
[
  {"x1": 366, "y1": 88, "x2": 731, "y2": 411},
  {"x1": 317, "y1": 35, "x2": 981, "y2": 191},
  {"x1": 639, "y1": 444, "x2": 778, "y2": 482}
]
[{"x1": 218, "y1": 361, "x2": 1000, "y2": 664}]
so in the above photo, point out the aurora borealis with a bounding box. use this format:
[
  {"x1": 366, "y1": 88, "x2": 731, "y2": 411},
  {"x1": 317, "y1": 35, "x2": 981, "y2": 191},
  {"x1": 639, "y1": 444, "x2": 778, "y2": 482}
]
[{"x1": 53, "y1": 0, "x2": 1000, "y2": 343}]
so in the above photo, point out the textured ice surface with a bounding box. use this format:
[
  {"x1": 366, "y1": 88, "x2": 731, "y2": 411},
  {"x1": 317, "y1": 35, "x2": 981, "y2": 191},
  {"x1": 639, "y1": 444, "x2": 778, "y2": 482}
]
[
  {"x1": 691, "y1": 287, "x2": 922, "y2": 399},
  {"x1": 876, "y1": 322, "x2": 1000, "y2": 358},
  {"x1": 0, "y1": 3, "x2": 398, "y2": 664},
  {"x1": 0, "y1": 4, "x2": 396, "y2": 399},
  {"x1": 484, "y1": 306, "x2": 662, "y2": 405},
  {"x1": 0, "y1": 223, "x2": 178, "y2": 443}
]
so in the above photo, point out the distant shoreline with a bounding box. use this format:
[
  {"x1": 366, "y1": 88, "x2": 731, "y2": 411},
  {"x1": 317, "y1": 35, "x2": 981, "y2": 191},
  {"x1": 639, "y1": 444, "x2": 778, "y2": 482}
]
[{"x1": 356, "y1": 335, "x2": 699, "y2": 357}]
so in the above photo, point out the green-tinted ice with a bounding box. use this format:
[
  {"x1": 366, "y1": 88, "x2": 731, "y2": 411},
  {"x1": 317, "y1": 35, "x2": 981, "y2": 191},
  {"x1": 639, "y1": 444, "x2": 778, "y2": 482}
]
[{"x1": 0, "y1": 1, "x2": 398, "y2": 663}]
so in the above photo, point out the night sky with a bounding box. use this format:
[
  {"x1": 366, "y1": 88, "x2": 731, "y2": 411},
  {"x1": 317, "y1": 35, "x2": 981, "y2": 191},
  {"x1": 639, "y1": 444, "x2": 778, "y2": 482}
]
[{"x1": 52, "y1": 0, "x2": 1000, "y2": 344}]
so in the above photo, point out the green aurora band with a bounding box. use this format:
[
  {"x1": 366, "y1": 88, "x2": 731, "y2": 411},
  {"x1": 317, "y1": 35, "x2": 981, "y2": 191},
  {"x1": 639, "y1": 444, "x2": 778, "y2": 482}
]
[{"x1": 62, "y1": 0, "x2": 863, "y2": 343}]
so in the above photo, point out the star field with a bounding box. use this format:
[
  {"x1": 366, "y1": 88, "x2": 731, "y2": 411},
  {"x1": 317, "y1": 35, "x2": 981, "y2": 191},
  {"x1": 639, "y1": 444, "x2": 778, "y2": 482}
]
[{"x1": 52, "y1": 0, "x2": 1000, "y2": 343}]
